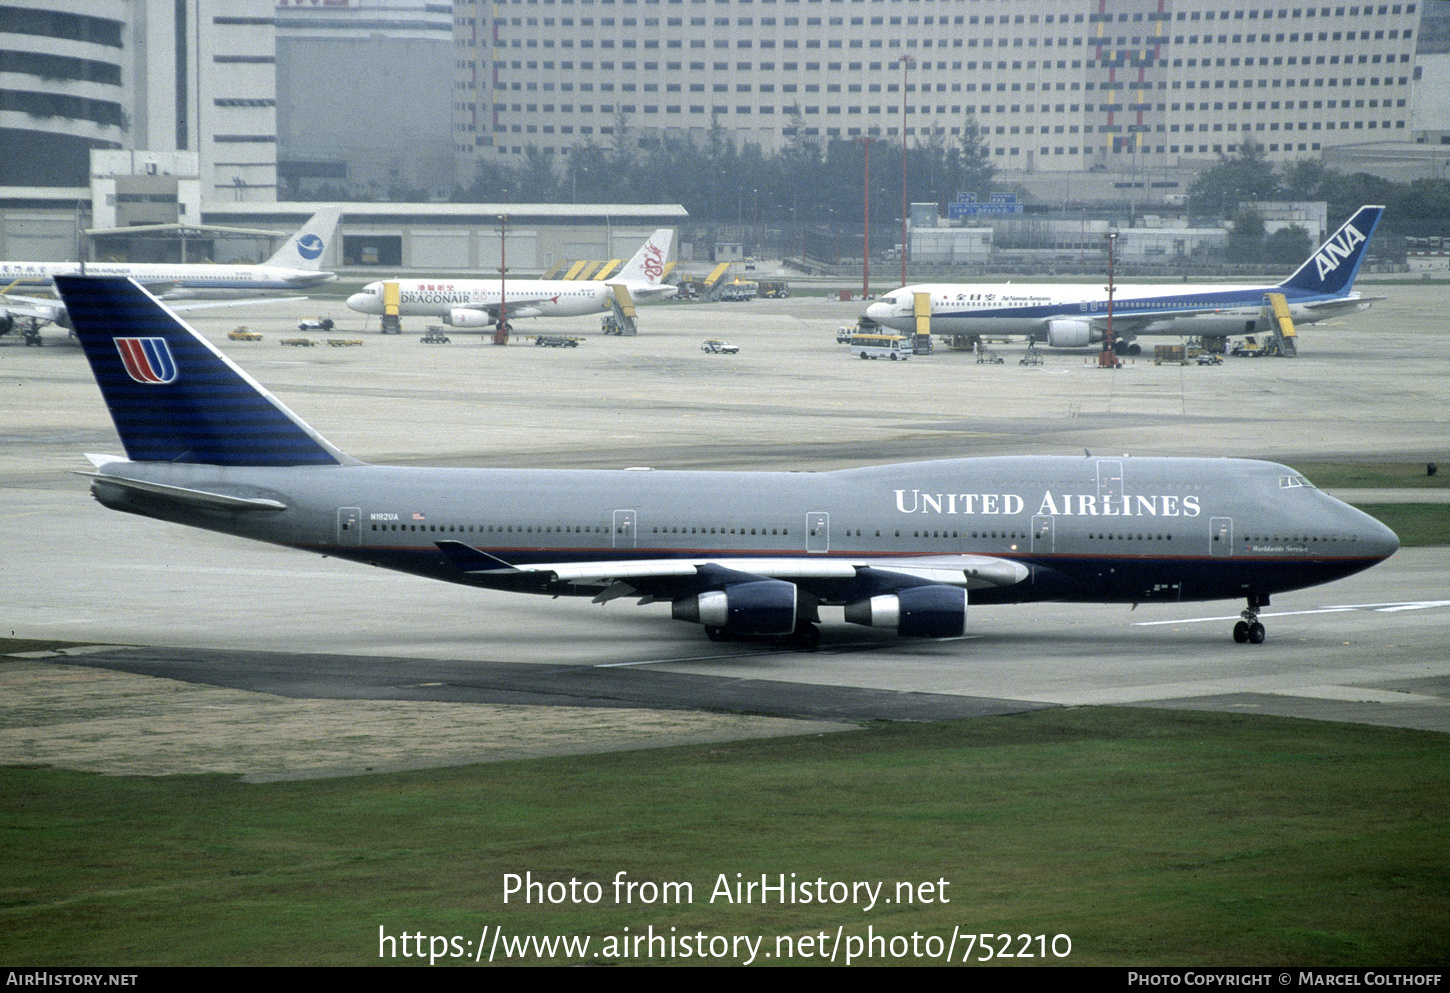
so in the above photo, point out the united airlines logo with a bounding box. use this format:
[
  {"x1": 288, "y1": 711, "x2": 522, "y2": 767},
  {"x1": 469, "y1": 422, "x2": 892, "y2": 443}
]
[
  {"x1": 1313, "y1": 223, "x2": 1365, "y2": 281},
  {"x1": 296, "y1": 233, "x2": 325, "y2": 261},
  {"x1": 893, "y1": 489, "x2": 1201, "y2": 518},
  {"x1": 115, "y1": 337, "x2": 178, "y2": 384}
]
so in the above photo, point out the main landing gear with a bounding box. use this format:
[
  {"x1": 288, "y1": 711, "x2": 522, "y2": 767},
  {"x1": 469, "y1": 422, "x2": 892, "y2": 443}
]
[{"x1": 1233, "y1": 595, "x2": 1269, "y2": 644}]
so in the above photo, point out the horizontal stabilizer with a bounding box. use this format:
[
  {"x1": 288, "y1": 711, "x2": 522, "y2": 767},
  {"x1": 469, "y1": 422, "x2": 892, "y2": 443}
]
[{"x1": 77, "y1": 471, "x2": 287, "y2": 512}]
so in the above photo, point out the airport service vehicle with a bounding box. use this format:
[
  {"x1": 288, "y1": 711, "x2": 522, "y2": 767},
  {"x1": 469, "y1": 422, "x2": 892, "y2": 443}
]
[
  {"x1": 57, "y1": 275, "x2": 1397, "y2": 648},
  {"x1": 865, "y1": 206, "x2": 1384, "y2": 354},
  {"x1": 849, "y1": 333, "x2": 913, "y2": 360},
  {"x1": 345, "y1": 230, "x2": 675, "y2": 331},
  {"x1": 536, "y1": 335, "x2": 580, "y2": 347},
  {"x1": 702, "y1": 339, "x2": 739, "y2": 354}
]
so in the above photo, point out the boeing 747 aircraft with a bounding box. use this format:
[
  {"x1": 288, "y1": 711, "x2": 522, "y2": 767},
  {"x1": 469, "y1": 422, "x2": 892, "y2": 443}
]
[
  {"x1": 57, "y1": 275, "x2": 1397, "y2": 647},
  {"x1": 865, "y1": 205, "x2": 1384, "y2": 354},
  {"x1": 345, "y1": 228, "x2": 676, "y2": 329},
  {"x1": 1, "y1": 208, "x2": 339, "y2": 343}
]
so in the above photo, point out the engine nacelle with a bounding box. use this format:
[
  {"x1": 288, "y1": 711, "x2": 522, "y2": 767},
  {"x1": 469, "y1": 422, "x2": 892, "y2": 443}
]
[
  {"x1": 1045, "y1": 320, "x2": 1101, "y2": 349},
  {"x1": 843, "y1": 585, "x2": 968, "y2": 638},
  {"x1": 672, "y1": 579, "x2": 798, "y2": 636},
  {"x1": 443, "y1": 308, "x2": 496, "y2": 328}
]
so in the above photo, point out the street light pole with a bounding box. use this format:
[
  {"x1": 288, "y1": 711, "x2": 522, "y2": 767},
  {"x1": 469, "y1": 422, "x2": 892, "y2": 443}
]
[
  {"x1": 859, "y1": 136, "x2": 875, "y2": 300},
  {"x1": 898, "y1": 55, "x2": 914, "y2": 289},
  {"x1": 496, "y1": 214, "x2": 509, "y2": 346}
]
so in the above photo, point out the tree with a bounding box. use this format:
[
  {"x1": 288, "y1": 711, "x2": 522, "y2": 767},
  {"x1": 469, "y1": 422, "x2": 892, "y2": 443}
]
[
  {"x1": 1263, "y1": 224, "x2": 1312, "y2": 268},
  {"x1": 1224, "y1": 208, "x2": 1266, "y2": 264},
  {"x1": 1279, "y1": 159, "x2": 1330, "y2": 201},
  {"x1": 954, "y1": 115, "x2": 996, "y2": 199},
  {"x1": 1189, "y1": 141, "x2": 1280, "y2": 219}
]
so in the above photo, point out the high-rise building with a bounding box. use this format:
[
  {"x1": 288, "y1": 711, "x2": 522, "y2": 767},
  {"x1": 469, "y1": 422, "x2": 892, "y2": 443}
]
[
  {"x1": 453, "y1": 0, "x2": 1422, "y2": 178},
  {"x1": 1, "y1": 0, "x2": 277, "y2": 200},
  {"x1": 275, "y1": 0, "x2": 453, "y2": 200}
]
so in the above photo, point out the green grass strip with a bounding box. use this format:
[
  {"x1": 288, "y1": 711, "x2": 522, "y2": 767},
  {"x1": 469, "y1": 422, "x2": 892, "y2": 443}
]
[{"x1": 3, "y1": 708, "x2": 1447, "y2": 966}]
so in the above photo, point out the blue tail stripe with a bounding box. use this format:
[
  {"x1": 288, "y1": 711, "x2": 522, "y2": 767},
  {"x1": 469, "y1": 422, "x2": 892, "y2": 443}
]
[{"x1": 56, "y1": 275, "x2": 345, "y2": 467}]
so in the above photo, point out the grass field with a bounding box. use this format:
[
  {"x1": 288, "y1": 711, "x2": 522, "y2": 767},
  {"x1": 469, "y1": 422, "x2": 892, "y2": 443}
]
[{"x1": 4, "y1": 708, "x2": 1447, "y2": 967}]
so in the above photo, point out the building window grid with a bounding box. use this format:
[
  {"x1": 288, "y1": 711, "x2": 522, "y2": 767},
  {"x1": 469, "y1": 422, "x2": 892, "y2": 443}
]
[{"x1": 463, "y1": 3, "x2": 1417, "y2": 163}]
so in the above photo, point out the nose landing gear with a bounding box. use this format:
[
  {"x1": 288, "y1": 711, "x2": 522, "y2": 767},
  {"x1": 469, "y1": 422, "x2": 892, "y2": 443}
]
[{"x1": 1232, "y1": 595, "x2": 1269, "y2": 644}]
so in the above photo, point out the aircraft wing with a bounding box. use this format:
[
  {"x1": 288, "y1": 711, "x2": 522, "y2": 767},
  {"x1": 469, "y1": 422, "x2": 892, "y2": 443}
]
[
  {"x1": 0, "y1": 293, "x2": 67, "y2": 324},
  {"x1": 168, "y1": 295, "x2": 308, "y2": 313},
  {"x1": 436, "y1": 541, "x2": 1029, "y2": 602}
]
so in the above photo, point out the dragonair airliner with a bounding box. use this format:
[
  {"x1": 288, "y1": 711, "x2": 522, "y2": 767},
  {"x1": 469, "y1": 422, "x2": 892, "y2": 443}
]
[
  {"x1": 55, "y1": 274, "x2": 1397, "y2": 648},
  {"x1": 345, "y1": 228, "x2": 676, "y2": 330},
  {"x1": 865, "y1": 205, "x2": 1384, "y2": 353}
]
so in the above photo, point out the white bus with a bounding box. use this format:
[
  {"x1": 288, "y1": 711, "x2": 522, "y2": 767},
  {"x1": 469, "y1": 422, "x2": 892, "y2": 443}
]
[{"x1": 849, "y1": 333, "x2": 913, "y2": 360}]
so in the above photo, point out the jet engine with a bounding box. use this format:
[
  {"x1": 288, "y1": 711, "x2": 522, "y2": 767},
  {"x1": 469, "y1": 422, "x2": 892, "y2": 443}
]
[
  {"x1": 671, "y1": 579, "x2": 798, "y2": 636},
  {"x1": 442, "y1": 308, "x2": 496, "y2": 328},
  {"x1": 1045, "y1": 320, "x2": 1101, "y2": 348},
  {"x1": 843, "y1": 585, "x2": 968, "y2": 638}
]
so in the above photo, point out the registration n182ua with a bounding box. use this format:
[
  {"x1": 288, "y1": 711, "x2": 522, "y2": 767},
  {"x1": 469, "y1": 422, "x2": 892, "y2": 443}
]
[{"x1": 57, "y1": 275, "x2": 1398, "y2": 648}]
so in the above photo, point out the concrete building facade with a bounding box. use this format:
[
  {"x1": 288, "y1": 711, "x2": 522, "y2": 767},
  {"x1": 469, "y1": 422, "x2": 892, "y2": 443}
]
[{"x1": 454, "y1": 0, "x2": 1423, "y2": 180}]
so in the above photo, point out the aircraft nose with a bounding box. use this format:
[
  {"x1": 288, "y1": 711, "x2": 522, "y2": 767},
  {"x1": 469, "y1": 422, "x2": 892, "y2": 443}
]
[
  {"x1": 345, "y1": 292, "x2": 372, "y2": 311},
  {"x1": 1363, "y1": 514, "x2": 1400, "y2": 562}
]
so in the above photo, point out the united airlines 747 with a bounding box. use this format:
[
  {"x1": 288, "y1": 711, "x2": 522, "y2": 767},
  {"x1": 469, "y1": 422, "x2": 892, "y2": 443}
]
[
  {"x1": 58, "y1": 275, "x2": 1397, "y2": 648},
  {"x1": 865, "y1": 205, "x2": 1384, "y2": 353}
]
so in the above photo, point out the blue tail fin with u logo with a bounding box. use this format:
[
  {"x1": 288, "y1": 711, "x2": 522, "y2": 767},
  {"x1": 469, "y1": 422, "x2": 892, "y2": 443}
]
[{"x1": 55, "y1": 275, "x2": 356, "y2": 467}]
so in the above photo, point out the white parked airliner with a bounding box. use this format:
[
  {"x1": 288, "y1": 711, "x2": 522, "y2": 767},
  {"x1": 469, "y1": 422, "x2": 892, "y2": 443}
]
[
  {"x1": 345, "y1": 229, "x2": 676, "y2": 329},
  {"x1": 864, "y1": 206, "x2": 1383, "y2": 353},
  {"x1": 0, "y1": 208, "x2": 340, "y2": 342}
]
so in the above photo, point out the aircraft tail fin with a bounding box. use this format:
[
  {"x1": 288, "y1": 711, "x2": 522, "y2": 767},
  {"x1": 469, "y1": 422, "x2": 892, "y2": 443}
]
[
  {"x1": 1277, "y1": 205, "x2": 1384, "y2": 297},
  {"x1": 613, "y1": 228, "x2": 673, "y2": 286},
  {"x1": 54, "y1": 275, "x2": 358, "y2": 467},
  {"x1": 263, "y1": 207, "x2": 340, "y2": 270}
]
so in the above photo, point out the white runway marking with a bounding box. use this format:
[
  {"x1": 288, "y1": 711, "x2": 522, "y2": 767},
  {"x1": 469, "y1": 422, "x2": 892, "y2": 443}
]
[{"x1": 1132, "y1": 600, "x2": 1450, "y2": 626}]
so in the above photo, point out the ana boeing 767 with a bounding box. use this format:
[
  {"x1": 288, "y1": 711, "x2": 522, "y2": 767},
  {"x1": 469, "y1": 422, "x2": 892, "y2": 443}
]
[
  {"x1": 57, "y1": 274, "x2": 1397, "y2": 647},
  {"x1": 865, "y1": 205, "x2": 1384, "y2": 353}
]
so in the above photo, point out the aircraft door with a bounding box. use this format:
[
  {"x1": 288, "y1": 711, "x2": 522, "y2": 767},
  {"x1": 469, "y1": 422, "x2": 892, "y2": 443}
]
[
  {"x1": 337, "y1": 507, "x2": 362, "y2": 546},
  {"x1": 1031, "y1": 515, "x2": 1054, "y2": 554},
  {"x1": 1096, "y1": 459, "x2": 1123, "y2": 505},
  {"x1": 806, "y1": 512, "x2": 829, "y2": 553},
  {"x1": 1209, "y1": 517, "x2": 1233, "y2": 557},
  {"x1": 613, "y1": 509, "x2": 636, "y2": 549}
]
